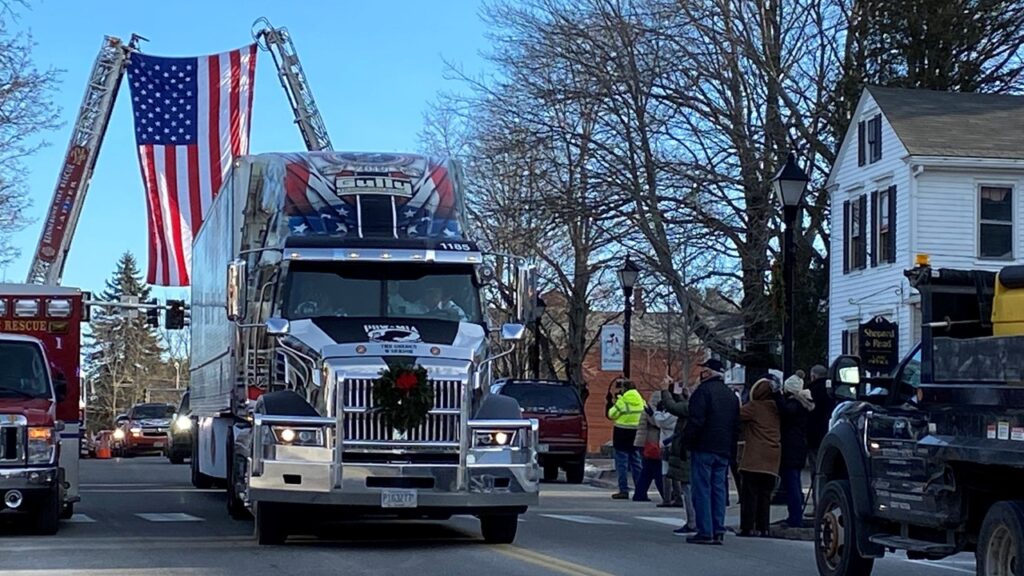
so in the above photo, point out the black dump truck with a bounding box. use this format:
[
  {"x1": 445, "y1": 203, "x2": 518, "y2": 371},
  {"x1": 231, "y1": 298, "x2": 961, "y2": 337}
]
[{"x1": 816, "y1": 261, "x2": 1024, "y2": 576}]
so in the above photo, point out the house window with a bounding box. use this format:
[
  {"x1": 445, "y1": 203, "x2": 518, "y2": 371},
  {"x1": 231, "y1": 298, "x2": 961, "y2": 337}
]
[
  {"x1": 844, "y1": 195, "x2": 867, "y2": 272},
  {"x1": 841, "y1": 327, "x2": 860, "y2": 356},
  {"x1": 979, "y1": 185, "x2": 1013, "y2": 259},
  {"x1": 873, "y1": 186, "x2": 896, "y2": 265},
  {"x1": 867, "y1": 115, "x2": 882, "y2": 163}
]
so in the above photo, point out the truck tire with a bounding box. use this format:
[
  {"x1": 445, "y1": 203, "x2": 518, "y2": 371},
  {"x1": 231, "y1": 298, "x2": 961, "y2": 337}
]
[
  {"x1": 60, "y1": 502, "x2": 74, "y2": 520},
  {"x1": 480, "y1": 514, "x2": 518, "y2": 544},
  {"x1": 543, "y1": 464, "x2": 559, "y2": 482},
  {"x1": 255, "y1": 502, "x2": 287, "y2": 545},
  {"x1": 34, "y1": 487, "x2": 61, "y2": 535},
  {"x1": 977, "y1": 501, "x2": 1024, "y2": 576},
  {"x1": 169, "y1": 453, "x2": 185, "y2": 465},
  {"x1": 226, "y1": 436, "x2": 250, "y2": 520},
  {"x1": 565, "y1": 462, "x2": 585, "y2": 485},
  {"x1": 815, "y1": 480, "x2": 874, "y2": 576}
]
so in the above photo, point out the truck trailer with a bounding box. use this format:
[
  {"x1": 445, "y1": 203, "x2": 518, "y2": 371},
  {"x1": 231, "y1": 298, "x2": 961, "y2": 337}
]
[{"x1": 189, "y1": 151, "x2": 540, "y2": 545}]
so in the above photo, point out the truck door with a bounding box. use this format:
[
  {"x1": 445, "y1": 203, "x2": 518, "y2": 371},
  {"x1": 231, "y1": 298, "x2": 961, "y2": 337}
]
[{"x1": 864, "y1": 346, "x2": 949, "y2": 526}]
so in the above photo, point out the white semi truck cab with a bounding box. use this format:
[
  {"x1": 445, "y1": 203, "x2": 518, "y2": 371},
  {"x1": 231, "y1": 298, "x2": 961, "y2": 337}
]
[{"x1": 189, "y1": 152, "x2": 540, "y2": 544}]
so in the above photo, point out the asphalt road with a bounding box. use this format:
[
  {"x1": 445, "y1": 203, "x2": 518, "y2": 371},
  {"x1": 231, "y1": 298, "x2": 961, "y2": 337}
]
[{"x1": 0, "y1": 457, "x2": 977, "y2": 575}]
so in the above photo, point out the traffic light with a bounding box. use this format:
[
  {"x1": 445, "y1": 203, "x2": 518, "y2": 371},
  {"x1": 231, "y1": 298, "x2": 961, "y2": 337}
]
[
  {"x1": 145, "y1": 298, "x2": 160, "y2": 328},
  {"x1": 166, "y1": 299, "x2": 186, "y2": 330}
]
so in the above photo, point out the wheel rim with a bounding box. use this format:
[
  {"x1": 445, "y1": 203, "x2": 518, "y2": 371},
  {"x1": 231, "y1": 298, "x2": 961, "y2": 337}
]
[
  {"x1": 819, "y1": 496, "x2": 846, "y2": 571},
  {"x1": 986, "y1": 524, "x2": 1018, "y2": 576}
]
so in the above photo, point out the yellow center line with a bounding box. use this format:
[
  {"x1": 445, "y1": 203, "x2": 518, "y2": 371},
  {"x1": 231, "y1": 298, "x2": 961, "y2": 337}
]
[{"x1": 493, "y1": 545, "x2": 617, "y2": 576}]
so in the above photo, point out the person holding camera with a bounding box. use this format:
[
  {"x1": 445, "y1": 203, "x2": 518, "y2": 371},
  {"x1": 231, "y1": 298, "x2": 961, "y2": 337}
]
[{"x1": 606, "y1": 378, "x2": 645, "y2": 499}]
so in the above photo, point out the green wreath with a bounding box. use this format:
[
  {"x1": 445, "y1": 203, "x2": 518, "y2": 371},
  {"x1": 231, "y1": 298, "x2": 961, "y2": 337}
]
[{"x1": 372, "y1": 365, "x2": 434, "y2": 434}]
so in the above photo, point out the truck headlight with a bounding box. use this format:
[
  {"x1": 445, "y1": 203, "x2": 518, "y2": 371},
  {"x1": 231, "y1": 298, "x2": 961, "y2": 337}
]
[
  {"x1": 174, "y1": 415, "x2": 192, "y2": 432},
  {"x1": 473, "y1": 430, "x2": 518, "y2": 448},
  {"x1": 129, "y1": 426, "x2": 142, "y2": 437},
  {"x1": 27, "y1": 427, "x2": 55, "y2": 465},
  {"x1": 268, "y1": 426, "x2": 325, "y2": 447},
  {"x1": 112, "y1": 429, "x2": 125, "y2": 440}
]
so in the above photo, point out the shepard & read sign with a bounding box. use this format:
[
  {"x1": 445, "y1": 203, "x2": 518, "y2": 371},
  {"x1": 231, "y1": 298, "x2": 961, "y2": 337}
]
[{"x1": 859, "y1": 316, "x2": 898, "y2": 373}]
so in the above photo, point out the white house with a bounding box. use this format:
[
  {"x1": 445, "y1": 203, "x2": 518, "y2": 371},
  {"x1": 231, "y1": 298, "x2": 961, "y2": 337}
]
[{"x1": 828, "y1": 86, "x2": 1024, "y2": 367}]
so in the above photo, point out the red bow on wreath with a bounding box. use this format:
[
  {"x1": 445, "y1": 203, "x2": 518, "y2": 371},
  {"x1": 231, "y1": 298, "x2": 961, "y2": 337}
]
[{"x1": 395, "y1": 372, "x2": 420, "y2": 392}]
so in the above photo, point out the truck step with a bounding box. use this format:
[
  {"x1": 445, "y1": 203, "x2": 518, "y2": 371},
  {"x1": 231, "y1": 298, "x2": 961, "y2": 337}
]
[{"x1": 868, "y1": 535, "x2": 956, "y2": 555}]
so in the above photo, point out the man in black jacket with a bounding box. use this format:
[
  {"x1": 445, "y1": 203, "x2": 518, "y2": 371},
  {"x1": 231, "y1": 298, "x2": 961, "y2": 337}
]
[
  {"x1": 805, "y1": 365, "x2": 832, "y2": 511},
  {"x1": 682, "y1": 358, "x2": 739, "y2": 545}
]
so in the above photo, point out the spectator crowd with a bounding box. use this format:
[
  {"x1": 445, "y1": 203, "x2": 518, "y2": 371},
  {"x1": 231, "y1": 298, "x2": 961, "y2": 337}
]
[{"x1": 604, "y1": 360, "x2": 835, "y2": 545}]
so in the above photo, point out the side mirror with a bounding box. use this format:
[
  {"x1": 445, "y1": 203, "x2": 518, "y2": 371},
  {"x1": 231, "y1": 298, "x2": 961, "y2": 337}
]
[
  {"x1": 501, "y1": 323, "x2": 526, "y2": 341},
  {"x1": 515, "y1": 265, "x2": 538, "y2": 324},
  {"x1": 53, "y1": 372, "x2": 67, "y2": 402},
  {"x1": 828, "y1": 355, "x2": 862, "y2": 402},
  {"x1": 266, "y1": 317, "x2": 290, "y2": 336},
  {"x1": 226, "y1": 259, "x2": 247, "y2": 322}
]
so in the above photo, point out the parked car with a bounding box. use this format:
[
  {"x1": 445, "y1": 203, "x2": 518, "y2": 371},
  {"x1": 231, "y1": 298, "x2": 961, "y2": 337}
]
[
  {"x1": 119, "y1": 403, "x2": 175, "y2": 457},
  {"x1": 165, "y1": 391, "x2": 191, "y2": 464},
  {"x1": 491, "y1": 379, "x2": 588, "y2": 483}
]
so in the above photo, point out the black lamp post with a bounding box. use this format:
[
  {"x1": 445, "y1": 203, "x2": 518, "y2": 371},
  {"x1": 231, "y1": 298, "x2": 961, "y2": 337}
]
[
  {"x1": 531, "y1": 295, "x2": 547, "y2": 379},
  {"x1": 772, "y1": 152, "x2": 810, "y2": 377},
  {"x1": 617, "y1": 256, "x2": 640, "y2": 379}
]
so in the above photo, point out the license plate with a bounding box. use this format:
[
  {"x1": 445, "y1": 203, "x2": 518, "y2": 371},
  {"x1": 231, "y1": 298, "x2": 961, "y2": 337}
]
[
  {"x1": 381, "y1": 489, "x2": 417, "y2": 508},
  {"x1": 537, "y1": 443, "x2": 550, "y2": 452},
  {"x1": 153, "y1": 442, "x2": 165, "y2": 448}
]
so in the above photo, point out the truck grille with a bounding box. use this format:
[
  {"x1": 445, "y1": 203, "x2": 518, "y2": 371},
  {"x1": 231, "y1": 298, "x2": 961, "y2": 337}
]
[
  {"x1": 342, "y1": 378, "x2": 463, "y2": 446},
  {"x1": 0, "y1": 425, "x2": 23, "y2": 463}
]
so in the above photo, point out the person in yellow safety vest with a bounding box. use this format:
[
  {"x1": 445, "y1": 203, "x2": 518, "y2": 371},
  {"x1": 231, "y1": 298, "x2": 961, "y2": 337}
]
[{"x1": 606, "y1": 378, "x2": 645, "y2": 499}]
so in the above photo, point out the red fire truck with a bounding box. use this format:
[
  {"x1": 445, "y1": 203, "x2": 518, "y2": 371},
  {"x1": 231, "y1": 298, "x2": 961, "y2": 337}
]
[{"x1": 0, "y1": 284, "x2": 84, "y2": 532}]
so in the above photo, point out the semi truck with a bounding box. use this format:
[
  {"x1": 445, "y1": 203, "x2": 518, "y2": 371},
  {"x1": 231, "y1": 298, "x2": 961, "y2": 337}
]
[
  {"x1": 0, "y1": 285, "x2": 85, "y2": 532},
  {"x1": 189, "y1": 151, "x2": 540, "y2": 545},
  {"x1": 816, "y1": 259, "x2": 1024, "y2": 576}
]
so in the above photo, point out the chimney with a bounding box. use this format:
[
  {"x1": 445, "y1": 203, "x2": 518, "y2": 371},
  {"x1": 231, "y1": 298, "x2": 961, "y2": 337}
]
[{"x1": 633, "y1": 287, "x2": 646, "y2": 314}]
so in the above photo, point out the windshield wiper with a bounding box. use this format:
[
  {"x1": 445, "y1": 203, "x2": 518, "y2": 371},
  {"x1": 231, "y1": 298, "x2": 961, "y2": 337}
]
[{"x1": 0, "y1": 386, "x2": 43, "y2": 399}]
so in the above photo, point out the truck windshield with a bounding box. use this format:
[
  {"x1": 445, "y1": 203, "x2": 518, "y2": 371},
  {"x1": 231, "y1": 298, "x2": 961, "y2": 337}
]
[
  {"x1": 131, "y1": 405, "x2": 174, "y2": 419},
  {"x1": 283, "y1": 262, "x2": 482, "y2": 324},
  {"x1": 0, "y1": 341, "x2": 51, "y2": 398}
]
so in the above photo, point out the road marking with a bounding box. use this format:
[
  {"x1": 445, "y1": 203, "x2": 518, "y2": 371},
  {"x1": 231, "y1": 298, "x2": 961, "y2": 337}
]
[
  {"x1": 904, "y1": 560, "x2": 974, "y2": 574},
  {"x1": 82, "y1": 489, "x2": 221, "y2": 494},
  {"x1": 135, "y1": 513, "x2": 204, "y2": 522},
  {"x1": 636, "y1": 516, "x2": 684, "y2": 527},
  {"x1": 539, "y1": 514, "x2": 626, "y2": 525},
  {"x1": 65, "y1": 514, "x2": 95, "y2": 523},
  {"x1": 494, "y1": 545, "x2": 617, "y2": 576}
]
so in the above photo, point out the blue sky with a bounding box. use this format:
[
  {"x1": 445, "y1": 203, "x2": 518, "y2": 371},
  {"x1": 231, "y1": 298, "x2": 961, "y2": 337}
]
[{"x1": 8, "y1": 0, "x2": 489, "y2": 300}]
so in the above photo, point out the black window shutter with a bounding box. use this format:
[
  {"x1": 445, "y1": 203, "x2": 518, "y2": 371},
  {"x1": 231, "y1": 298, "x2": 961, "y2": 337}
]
[
  {"x1": 843, "y1": 200, "x2": 851, "y2": 274},
  {"x1": 842, "y1": 330, "x2": 849, "y2": 354},
  {"x1": 857, "y1": 121, "x2": 866, "y2": 166},
  {"x1": 858, "y1": 195, "x2": 868, "y2": 269},
  {"x1": 870, "y1": 190, "x2": 879, "y2": 267},
  {"x1": 874, "y1": 116, "x2": 883, "y2": 161},
  {"x1": 887, "y1": 184, "x2": 897, "y2": 263}
]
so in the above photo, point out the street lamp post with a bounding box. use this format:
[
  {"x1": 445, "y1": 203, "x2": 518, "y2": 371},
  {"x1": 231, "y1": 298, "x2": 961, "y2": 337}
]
[
  {"x1": 772, "y1": 152, "x2": 810, "y2": 377},
  {"x1": 530, "y1": 295, "x2": 547, "y2": 379},
  {"x1": 617, "y1": 256, "x2": 640, "y2": 379}
]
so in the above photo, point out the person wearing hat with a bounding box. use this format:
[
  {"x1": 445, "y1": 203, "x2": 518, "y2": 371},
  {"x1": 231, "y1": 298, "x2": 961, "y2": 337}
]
[
  {"x1": 606, "y1": 377, "x2": 645, "y2": 499},
  {"x1": 681, "y1": 358, "x2": 739, "y2": 545}
]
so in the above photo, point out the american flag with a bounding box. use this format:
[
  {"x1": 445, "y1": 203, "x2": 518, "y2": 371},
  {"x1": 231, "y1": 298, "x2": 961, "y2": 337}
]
[{"x1": 127, "y1": 45, "x2": 257, "y2": 286}]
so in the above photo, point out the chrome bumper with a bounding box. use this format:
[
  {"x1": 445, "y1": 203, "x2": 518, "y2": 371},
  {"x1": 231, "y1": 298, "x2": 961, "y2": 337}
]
[
  {"x1": 249, "y1": 416, "x2": 540, "y2": 510},
  {"x1": 0, "y1": 466, "x2": 58, "y2": 491}
]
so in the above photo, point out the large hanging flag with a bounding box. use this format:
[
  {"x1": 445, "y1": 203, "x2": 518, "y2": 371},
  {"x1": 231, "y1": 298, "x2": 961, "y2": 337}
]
[{"x1": 127, "y1": 45, "x2": 257, "y2": 286}]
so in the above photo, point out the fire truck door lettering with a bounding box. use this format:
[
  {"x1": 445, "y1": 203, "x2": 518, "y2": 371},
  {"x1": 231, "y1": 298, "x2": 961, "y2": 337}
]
[{"x1": 2, "y1": 320, "x2": 48, "y2": 332}]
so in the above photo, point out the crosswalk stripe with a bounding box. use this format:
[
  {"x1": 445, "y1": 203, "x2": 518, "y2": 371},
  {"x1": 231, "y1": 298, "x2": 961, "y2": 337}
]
[
  {"x1": 66, "y1": 514, "x2": 96, "y2": 523},
  {"x1": 539, "y1": 514, "x2": 626, "y2": 525},
  {"x1": 636, "y1": 516, "x2": 684, "y2": 527},
  {"x1": 135, "y1": 513, "x2": 204, "y2": 522}
]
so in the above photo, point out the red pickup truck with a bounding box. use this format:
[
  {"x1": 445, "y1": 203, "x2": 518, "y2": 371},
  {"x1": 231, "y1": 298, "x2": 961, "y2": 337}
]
[{"x1": 491, "y1": 379, "x2": 588, "y2": 483}]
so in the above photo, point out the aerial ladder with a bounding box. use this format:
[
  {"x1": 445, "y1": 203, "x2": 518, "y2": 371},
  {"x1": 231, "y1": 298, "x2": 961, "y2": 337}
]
[{"x1": 27, "y1": 20, "x2": 332, "y2": 286}]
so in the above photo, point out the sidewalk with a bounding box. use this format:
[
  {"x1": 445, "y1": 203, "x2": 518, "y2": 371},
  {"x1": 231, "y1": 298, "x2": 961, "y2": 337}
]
[{"x1": 584, "y1": 458, "x2": 814, "y2": 541}]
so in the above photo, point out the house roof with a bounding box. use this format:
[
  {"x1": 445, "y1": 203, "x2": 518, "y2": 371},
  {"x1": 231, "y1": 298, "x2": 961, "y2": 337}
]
[{"x1": 867, "y1": 86, "x2": 1024, "y2": 159}]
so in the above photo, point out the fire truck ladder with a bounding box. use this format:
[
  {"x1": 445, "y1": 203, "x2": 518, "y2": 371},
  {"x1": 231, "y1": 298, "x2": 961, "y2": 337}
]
[
  {"x1": 253, "y1": 18, "x2": 333, "y2": 152},
  {"x1": 26, "y1": 36, "x2": 142, "y2": 286}
]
